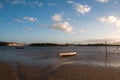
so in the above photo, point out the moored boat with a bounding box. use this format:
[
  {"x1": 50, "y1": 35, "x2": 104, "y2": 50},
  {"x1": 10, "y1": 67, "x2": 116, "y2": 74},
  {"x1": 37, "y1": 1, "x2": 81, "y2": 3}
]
[{"x1": 59, "y1": 52, "x2": 77, "y2": 57}]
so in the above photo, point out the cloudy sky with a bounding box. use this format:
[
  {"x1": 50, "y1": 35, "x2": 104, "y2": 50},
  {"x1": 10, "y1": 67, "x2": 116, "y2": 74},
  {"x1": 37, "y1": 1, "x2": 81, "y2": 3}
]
[{"x1": 0, "y1": 0, "x2": 120, "y2": 44}]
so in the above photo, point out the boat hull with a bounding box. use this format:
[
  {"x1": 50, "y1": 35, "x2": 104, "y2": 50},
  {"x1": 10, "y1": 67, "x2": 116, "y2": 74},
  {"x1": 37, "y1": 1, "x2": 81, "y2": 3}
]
[{"x1": 59, "y1": 52, "x2": 77, "y2": 57}]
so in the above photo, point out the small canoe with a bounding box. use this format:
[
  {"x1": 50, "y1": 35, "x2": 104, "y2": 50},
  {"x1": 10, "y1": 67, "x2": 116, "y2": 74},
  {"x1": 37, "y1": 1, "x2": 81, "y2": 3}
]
[{"x1": 59, "y1": 52, "x2": 77, "y2": 57}]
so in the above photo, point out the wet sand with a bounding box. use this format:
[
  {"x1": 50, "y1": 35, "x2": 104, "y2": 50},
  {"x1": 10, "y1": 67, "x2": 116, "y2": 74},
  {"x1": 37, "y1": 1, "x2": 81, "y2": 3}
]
[
  {"x1": 1, "y1": 61, "x2": 120, "y2": 80},
  {"x1": 46, "y1": 64, "x2": 120, "y2": 80},
  {"x1": 0, "y1": 61, "x2": 47, "y2": 80}
]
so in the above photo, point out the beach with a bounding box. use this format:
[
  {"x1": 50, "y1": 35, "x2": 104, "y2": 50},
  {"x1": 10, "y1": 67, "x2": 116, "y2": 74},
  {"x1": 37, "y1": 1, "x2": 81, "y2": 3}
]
[
  {"x1": 0, "y1": 61, "x2": 120, "y2": 80},
  {"x1": 0, "y1": 61, "x2": 49, "y2": 80},
  {"x1": 46, "y1": 64, "x2": 120, "y2": 80}
]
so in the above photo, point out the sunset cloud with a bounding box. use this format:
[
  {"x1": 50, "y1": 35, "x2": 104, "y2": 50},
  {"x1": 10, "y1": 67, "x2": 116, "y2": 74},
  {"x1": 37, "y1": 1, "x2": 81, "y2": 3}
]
[
  {"x1": 98, "y1": 16, "x2": 120, "y2": 26},
  {"x1": 23, "y1": 16, "x2": 37, "y2": 22},
  {"x1": 50, "y1": 22, "x2": 73, "y2": 32},
  {"x1": 96, "y1": 0, "x2": 109, "y2": 3},
  {"x1": 74, "y1": 3, "x2": 91, "y2": 14},
  {"x1": 52, "y1": 14, "x2": 63, "y2": 21}
]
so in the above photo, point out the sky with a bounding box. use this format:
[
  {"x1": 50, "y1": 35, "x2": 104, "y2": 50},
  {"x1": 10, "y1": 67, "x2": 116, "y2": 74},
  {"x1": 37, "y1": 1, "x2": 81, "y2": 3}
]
[{"x1": 0, "y1": 0, "x2": 120, "y2": 44}]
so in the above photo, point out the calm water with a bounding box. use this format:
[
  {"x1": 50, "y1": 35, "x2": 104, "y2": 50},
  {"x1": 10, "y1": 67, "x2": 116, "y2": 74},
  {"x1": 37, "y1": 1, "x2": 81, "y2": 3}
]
[{"x1": 0, "y1": 46, "x2": 120, "y2": 67}]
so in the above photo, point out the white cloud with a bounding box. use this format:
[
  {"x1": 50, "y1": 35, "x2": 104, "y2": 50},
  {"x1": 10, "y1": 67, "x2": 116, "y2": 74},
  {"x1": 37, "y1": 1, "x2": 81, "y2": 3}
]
[
  {"x1": 0, "y1": 3, "x2": 3, "y2": 9},
  {"x1": 98, "y1": 16, "x2": 120, "y2": 26},
  {"x1": 48, "y1": 3, "x2": 55, "y2": 7},
  {"x1": 23, "y1": 16, "x2": 37, "y2": 22},
  {"x1": 80, "y1": 29, "x2": 88, "y2": 33},
  {"x1": 74, "y1": 3, "x2": 91, "y2": 14},
  {"x1": 96, "y1": 0, "x2": 109, "y2": 3},
  {"x1": 50, "y1": 22, "x2": 73, "y2": 32},
  {"x1": 14, "y1": 18, "x2": 23, "y2": 23},
  {"x1": 28, "y1": 1, "x2": 43, "y2": 7},
  {"x1": 52, "y1": 14, "x2": 63, "y2": 21},
  {"x1": 67, "y1": 0, "x2": 74, "y2": 4},
  {"x1": 11, "y1": 1, "x2": 43, "y2": 7},
  {"x1": 12, "y1": 0, "x2": 26, "y2": 5}
]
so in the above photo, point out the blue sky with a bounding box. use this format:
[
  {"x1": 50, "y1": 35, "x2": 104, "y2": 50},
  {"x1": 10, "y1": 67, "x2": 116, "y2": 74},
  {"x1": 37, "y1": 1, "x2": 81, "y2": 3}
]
[{"x1": 0, "y1": 0, "x2": 120, "y2": 44}]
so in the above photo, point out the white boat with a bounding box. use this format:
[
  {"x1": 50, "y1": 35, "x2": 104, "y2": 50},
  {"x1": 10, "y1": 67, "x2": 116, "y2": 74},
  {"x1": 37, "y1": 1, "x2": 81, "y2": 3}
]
[{"x1": 59, "y1": 52, "x2": 77, "y2": 57}]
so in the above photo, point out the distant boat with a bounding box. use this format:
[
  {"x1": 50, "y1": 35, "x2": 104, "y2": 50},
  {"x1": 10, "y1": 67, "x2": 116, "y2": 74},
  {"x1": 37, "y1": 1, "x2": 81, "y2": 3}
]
[
  {"x1": 15, "y1": 46, "x2": 24, "y2": 49},
  {"x1": 59, "y1": 52, "x2": 77, "y2": 57}
]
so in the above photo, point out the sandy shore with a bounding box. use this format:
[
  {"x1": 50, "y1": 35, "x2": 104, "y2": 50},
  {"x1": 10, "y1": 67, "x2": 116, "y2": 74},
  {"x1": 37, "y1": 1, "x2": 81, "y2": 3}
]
[
  {"x1": 0, "y1": 61, "x2": 120, "y2": 80},
  {"x1": 0, "y1": 61, "x2": 47, "y2": 80},
  {"x1": 46, "y1": 64, "x2": 120, "y2": 80}
]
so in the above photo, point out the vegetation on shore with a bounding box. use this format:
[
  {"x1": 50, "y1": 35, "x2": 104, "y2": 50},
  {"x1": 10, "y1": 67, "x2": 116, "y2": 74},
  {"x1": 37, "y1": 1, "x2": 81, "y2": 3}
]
[
  {"x1": 28, "y1": 43, "x2": 120, "y2": 46},
  {"x1": 29, "y1": 43, "x2": 74, "y2": 46},
  {"x1": 0, "y1": 42, "x2": 8, "y2": 46},
  {"x1": 0, "y1": 41, "x2": 120, "y2": 46}
]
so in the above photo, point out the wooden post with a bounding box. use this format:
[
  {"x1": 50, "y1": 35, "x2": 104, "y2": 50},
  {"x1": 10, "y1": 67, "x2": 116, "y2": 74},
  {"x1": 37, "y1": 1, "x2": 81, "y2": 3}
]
[
  {"x1": 105, "y1": 41, "x2": 108, "y2": 67},
  {"x1": 105, "y1": 41, "x2": 108, "y2": 59}
]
